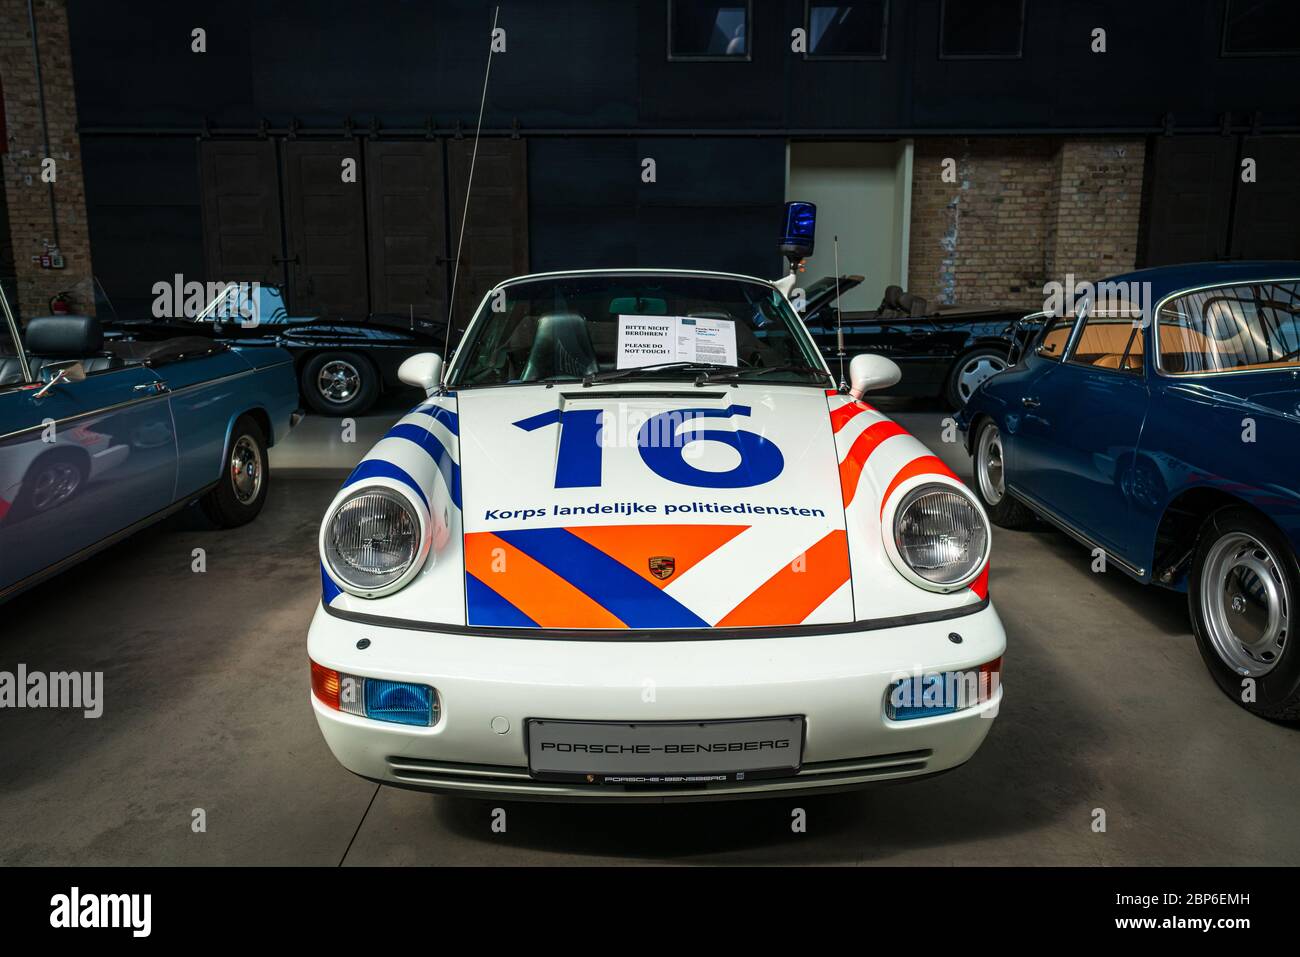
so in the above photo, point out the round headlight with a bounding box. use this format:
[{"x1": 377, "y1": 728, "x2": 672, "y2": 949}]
[
  {"x1": 893, "y1": 484, "x2": 989, "y2": 588},
  {"x1": 324, "y1": 488, "x2": 422, "y2": 594}
]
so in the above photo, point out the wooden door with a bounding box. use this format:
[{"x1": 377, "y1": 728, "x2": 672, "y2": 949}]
[
  {"x1": 1229, "y1": 136, "x2": 1300, "y2": 260},
  {"x1": 1142, "y1": 136, "x2": 1237, "y2": 266},
  {"x1": 365, "y1": 141, "x2": 449, "y2": 322},
  {"x1": 199, "y1": 141, "x2": 284, "y2": 287},
  {"x1": 447, "y1": 138, "x2": 529, "y2": 335},
  {"x1": 281, "y1": 141, "x2": 369, "y2": 317}
]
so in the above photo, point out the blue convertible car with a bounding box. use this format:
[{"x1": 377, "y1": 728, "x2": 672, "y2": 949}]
[
  {"x1": 959, "y1": 262, "x2": 1300, "y2": 720},
  {"x1": 0, "y1": 295, "x2": 299, "y2": 602}
]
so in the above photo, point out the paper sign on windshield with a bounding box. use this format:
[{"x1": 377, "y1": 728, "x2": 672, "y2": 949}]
[{"x1": 617, "y1": 315, "x2": 738, "y2": 369}]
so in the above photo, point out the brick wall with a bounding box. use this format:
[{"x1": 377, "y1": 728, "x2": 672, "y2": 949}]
[
  {"x1": 0, "y1": 0, "x2": 93, "y2": 322},
  {"x1": 1046, "y1": 138, "x2": 1146, "y2": 282},
  {"x1": 908, "y1": 136, "x2": 1145, "y2": 310}
]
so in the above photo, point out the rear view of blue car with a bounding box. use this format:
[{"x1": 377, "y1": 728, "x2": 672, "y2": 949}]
[
  {"x1": 0, "y1": 292, "x2": 300, "y2": 603},
  {"x1": 959, "y1": 262, "x2": 1300, "y2": 721}
]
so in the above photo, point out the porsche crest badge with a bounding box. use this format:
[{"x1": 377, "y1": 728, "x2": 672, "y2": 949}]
[{"x1": 648, "y1": 556, "x2": 676, "y2": 580}]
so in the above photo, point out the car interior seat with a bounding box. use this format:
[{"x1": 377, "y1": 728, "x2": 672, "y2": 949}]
[
  {"x1": 0, "y1": 355, "x2": 26, "y2": 387},
  {"x1": 1091, "y1": 348, "x2": 1144, "y2": 371},
  {"x1": 522, "y1": 312, "x2": 598, "y2": 380},
  {"x1": 1074, "y1": 320, "x2": 1141, "y2": 370},
  {"x1": 23, "y1": 315, "x2": 122, "y2": 376},
  {"x1": 1201, "y1": 298, "x2": 1272, "y2": 369},
  {"x1": 898, "y1": 292, "x2": 929, "y2": 318},
  {"x1": 879, "y1": 285, "x2": 904, "y2": 316}
]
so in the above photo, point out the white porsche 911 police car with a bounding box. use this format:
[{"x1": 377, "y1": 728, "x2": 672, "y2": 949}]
[{"x1": 308, "y1": 265, "x2": 1004, "y2": 801}]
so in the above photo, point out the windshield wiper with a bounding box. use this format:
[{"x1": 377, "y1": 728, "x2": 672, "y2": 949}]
[
  {"x1": 694, "y1": 365, "x2": 831, "y2": 386},
  {"x1": 583, "y1": 361, "x2": 720, "y2": 386}
]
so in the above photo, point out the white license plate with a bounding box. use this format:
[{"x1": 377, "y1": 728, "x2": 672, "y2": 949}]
[{"x1": 526, "y1": 716, "x2": 804, "y2": 784}]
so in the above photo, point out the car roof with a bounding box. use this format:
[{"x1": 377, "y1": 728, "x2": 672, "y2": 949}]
[{"x1": 1098, "y1": 261, "x2": 1300, "y2": 304}]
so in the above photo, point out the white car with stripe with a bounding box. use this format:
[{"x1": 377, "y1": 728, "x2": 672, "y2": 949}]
[{"x1": 308, "y1": 269, "x2": 1005, "y2": 801}]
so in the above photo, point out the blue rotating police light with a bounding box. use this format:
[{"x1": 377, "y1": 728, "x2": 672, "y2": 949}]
[{"x1": 781, "y1": 201, "x2": 816, "y2": 270}]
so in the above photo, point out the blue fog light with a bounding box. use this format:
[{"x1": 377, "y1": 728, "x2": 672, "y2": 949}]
[
  {"x1": 886, "y1": 671, "x2": 975, "y2": 721},
  {"x1": 364, "y1": 678, "x2": 438, "y2": 727}
]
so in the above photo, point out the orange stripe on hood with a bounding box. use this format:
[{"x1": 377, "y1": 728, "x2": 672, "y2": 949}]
[
  {"x1": 566, "y1": 524, "x2": 748, "y2": 589},
  {"x1": 464, "y1": 531, "x2": 625, "y2": 628},
  {"x1": 717, "y1": 529, "x2": 850, "y2": 627}
]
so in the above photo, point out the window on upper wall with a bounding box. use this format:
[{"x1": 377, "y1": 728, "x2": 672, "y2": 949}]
[
  {"x1": 940, "y1": 0, "x2": 1025, "y2": 59},
  {"x1": 1222, "y1": 0, "x2": 1300, "y2": 56},
  {"x1": 668, "y1": 0, "x2": 751, "y2": 60},
  {"x1": 806, "y1": 1, "x2": 889, "y2": 59}
]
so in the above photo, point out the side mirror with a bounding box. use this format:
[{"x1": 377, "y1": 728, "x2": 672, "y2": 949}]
[
  {"x1": 398, "y1": 352, "x2": 443, "y2": 396},
  {"x1": 848, "y1": 353, "x2": 901, "y2": 399}
]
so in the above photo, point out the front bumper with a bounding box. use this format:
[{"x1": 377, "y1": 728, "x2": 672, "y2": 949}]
[{"x1": 307, "y1": 602, "x2": 1005, "y2": 803}]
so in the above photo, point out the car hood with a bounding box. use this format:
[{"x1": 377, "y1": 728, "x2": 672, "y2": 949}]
[
  {"x1": 322, "y1": 383, "x2": 988, "y2": 632},
  {"x1": 455, "y1": 384, "x2": 853, "y2": 629}
]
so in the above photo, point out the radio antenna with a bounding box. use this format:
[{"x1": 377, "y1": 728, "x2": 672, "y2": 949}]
[
  {"x1": 442, "y1": 4, "x2": 500, "y2": 379},
  {"x1": 833, "y1": 235, "x2": 847, "y2": 392}
]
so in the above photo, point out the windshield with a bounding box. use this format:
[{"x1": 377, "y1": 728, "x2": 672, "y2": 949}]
[
  {"x1": 194, "y1": 283, "x2": 287, "y2": 326},
  {"x1": 449, "y1": 273, "x2": 827, "y2": 387},
  {"x1": 1159, "y1": 281, "x2": 1300, "y2": 374},
  {"x1": 1, "y1": 285, "x2": 28, "y2": 389}
]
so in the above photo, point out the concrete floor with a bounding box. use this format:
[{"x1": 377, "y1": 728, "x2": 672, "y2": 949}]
[{"x1": 2, "y1": 399, "x2": 1297, "y2": 865}]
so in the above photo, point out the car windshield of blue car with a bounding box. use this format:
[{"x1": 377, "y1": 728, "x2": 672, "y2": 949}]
[
  {"x1": 1159, "y1": 281, "x2": 1300, "y2": 374},
  {"x1": 449, "y1": 273, "x2": 827, "y2": 387},
  {"x1": 0, "y1": 309, "x2": 26, "y2": 389}
]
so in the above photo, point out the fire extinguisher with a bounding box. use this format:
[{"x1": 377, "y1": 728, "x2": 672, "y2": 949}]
[{"x1": 49, "y1": 292, "x2": 71, "y2": 315}]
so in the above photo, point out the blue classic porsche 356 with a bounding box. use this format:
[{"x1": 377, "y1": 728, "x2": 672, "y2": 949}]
[
  {"x1": 0, "y1": 294, "x2": 300, "y2": 603},
  {"x1": 959, "y1": 262, "x2": 1300, "y2": 720}
]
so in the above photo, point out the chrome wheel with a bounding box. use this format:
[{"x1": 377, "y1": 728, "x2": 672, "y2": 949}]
[
  {"x1": 976, "y1": 424, "x2": 1005, "y2": 506},
  {"x1": 956, "y1": 353, "x2": 1008, "y2": 404},
  {"x1": 230, "y1": 435, "x2": 263, "y2": 505},
  {"x1": 318, "y1": 359, "x2": 361, "y2": 404},
  {"x1": 31, "y1": 462, "x2": 82, "y2": 512},
  {"x1": 1200, "y1": 532, "x2": 1289, "y2": 677}
]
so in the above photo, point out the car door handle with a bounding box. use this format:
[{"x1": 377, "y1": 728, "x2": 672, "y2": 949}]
[
  {"x1": 1021, "y1": 396, "x2": 1040, "y2": 408},
  {"x1": 134, "y1": 381, "x2": 169, "y2": 395}
]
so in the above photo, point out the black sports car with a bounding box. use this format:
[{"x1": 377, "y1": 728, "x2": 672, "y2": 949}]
[
  {"x1": 98, "y1": 282, "x2": 446, "y2": 416},
  {"x1": 800, "y1": 275, "x2": 1028, "y2": 407}
]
